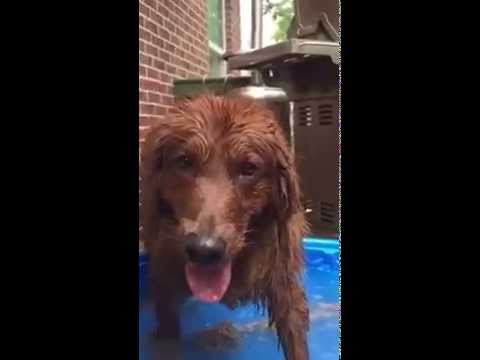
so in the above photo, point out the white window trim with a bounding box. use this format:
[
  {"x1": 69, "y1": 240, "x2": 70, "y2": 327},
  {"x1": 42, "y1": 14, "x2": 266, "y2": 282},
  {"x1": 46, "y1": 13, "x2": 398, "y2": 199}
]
[
  {"x1": 209, "y1": 40, "x2": 225, "y2": 56},
  {"x1": 208, "y1": 0, "x2": 227, "y2": 77}
]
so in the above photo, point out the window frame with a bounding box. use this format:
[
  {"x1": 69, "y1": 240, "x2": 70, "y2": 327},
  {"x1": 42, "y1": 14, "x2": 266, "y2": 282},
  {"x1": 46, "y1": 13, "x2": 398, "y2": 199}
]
[{"x1": 208, "y1": 0, "x2": 227, "y2": 77}]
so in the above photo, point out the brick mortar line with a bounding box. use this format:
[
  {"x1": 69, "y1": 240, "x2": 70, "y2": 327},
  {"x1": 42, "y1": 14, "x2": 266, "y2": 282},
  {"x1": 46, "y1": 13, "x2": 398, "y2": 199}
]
[
  {"x1": 139, "y1": 7, "x2": 207, "y2": 41},
  {"x1": 140, "y1": 54, "x2": 207, "y2": 75},
  {"x1": 139, "y1": 37, "x2": 210, "y2": 60},
  {"x1": 139, "y1": 30, "x2": 209, "y2": 60}
]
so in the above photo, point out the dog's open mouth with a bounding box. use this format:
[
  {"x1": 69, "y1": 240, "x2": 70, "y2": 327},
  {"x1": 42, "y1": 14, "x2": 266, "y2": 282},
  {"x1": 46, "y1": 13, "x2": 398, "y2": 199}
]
[{"x1": 185, "y1": 261, "x2": 232, "y2": 303}]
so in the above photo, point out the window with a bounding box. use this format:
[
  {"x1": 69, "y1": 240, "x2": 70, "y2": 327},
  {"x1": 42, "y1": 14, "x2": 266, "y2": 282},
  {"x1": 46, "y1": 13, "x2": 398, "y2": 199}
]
[{"x1": 207, "y1": 0, "x2": 226, "y2": 77}]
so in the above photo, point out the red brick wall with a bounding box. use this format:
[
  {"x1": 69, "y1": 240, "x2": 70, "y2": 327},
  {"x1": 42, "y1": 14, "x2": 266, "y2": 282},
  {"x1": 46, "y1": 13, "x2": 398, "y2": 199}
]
[{"x1": 139, "y1": 0, "x2": 210, "y2": 143}]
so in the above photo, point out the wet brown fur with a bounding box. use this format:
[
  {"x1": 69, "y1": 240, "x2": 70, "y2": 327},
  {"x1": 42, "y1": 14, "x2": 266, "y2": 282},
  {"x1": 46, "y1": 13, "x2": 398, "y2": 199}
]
[{"x1": 140, "y1": 95, "x2": 310, "y2": 360}]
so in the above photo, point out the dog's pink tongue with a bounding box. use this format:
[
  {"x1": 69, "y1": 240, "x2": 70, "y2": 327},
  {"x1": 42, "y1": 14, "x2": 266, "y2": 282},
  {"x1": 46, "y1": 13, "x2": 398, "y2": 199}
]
[{"x1": 185, "y1": 261, "x2": 231, "y2": 303}]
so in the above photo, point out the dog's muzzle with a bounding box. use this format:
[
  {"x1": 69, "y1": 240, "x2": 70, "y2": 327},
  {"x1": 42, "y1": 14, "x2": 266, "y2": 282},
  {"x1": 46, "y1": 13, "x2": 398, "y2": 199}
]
[{"x1": 183, "y1": 233, "x2": 231, "y2": 303}]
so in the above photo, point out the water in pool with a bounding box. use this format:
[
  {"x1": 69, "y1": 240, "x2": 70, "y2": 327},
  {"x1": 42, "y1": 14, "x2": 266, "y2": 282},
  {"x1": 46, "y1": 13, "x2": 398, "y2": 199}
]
[{"x1": 139, "y1": 239, "x2": 339, "y2": 360}]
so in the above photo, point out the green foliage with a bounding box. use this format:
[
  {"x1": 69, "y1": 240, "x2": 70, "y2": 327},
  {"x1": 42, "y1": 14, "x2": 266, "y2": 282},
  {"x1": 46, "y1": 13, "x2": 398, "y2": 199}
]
[{"x1": 264, "y1": 0, "x2": 294, "y2": 42}]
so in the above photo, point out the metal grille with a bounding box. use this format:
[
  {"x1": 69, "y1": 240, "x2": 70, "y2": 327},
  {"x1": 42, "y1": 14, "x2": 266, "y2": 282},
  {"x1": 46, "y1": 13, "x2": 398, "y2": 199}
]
[{"x1": 294, "y1": 97, "x2": 338, "y2": 237}]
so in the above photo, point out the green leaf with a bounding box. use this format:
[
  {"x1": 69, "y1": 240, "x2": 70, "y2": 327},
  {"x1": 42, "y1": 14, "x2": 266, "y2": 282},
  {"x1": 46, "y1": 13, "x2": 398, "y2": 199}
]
[{"x1": 264, "y1": 0, "x2": 294, "y2": 42}]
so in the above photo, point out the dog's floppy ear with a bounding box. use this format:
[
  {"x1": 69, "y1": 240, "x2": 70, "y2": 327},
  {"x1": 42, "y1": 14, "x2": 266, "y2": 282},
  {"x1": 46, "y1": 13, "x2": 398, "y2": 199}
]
[
  {"x1": 271, "y1": 127, "x2": 303, "y2": 217},
  {"x1": 278, "y1": 162, "x2": 301, "y2": 218},
  {"x1": 140, "y1": 96, "x2": 195, "y2": 174},
  {"x1": 140, "y1": 121, "x2": 174, "y2": 178},
  {"x1": 261, "y1": 129, "x2": 309, "y2": 353},
  {"x1": 140, "y1": 121, "x2": 175, "y2": 244},
  {"x1": 271, "y1": 129, "x2": 308, "y2": 274}
]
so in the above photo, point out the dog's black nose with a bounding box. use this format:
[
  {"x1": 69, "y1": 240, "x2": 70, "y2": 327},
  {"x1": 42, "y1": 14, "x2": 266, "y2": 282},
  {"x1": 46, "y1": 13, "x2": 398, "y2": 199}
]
[{"x1": 185, "y1": 233, "x2": 226, "y2": 265}]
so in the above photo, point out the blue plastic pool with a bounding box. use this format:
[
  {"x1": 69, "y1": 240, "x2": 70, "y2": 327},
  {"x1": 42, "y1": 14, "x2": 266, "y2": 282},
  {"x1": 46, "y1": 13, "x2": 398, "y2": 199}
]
[{"x1": 139, "y1": 238, "x2": 339, "y2": 360}]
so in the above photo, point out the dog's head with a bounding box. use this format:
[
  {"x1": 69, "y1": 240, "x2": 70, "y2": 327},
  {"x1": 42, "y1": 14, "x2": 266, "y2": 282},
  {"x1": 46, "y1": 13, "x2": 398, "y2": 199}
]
[{"x1": 141, "y1": 95, "x2": 306, "y2": 303}]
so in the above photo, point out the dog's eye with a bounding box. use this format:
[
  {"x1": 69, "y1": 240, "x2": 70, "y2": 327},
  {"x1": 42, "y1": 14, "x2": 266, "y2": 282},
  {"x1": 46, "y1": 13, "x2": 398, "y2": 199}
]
[
  {"x1": 239, "y1": 162, "x2": 258, "y2": 177},
  {"x1": 175, "y1": 154, "x2": 193, "y2": 169}
]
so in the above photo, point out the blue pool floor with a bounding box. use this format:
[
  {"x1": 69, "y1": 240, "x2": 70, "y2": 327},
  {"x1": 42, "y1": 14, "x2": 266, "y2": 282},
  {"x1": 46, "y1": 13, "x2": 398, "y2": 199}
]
[{"x1": 139, "y1": 239, "x2": 339, "y2": 360}]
